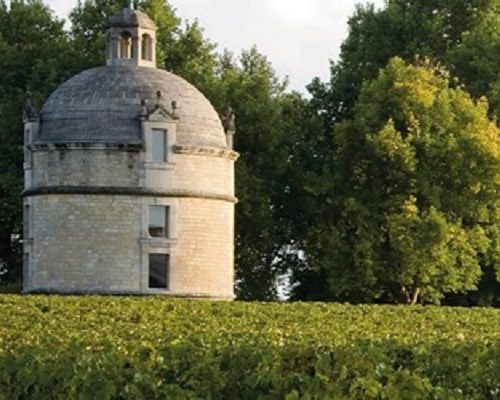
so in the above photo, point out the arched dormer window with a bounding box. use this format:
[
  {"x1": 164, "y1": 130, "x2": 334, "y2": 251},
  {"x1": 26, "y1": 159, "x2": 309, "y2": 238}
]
[
  {"x1": 119, "y1": 31, "x2": 133, "y2": 59},
  {"x1": 141, "y1": 34, "x2": 153, "y2": 61}
]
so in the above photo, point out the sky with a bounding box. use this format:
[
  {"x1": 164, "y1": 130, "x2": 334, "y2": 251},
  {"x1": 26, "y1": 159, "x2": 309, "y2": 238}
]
[{"x1": 40, "y1": 0, "x2": 386, "y2": 92}]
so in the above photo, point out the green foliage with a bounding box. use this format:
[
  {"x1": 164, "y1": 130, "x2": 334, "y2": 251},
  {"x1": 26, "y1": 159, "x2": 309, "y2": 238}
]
[
  {"x1": 298, "y1": 0, "x2": 500, "y2": 304},
  {"x1": 301, "y1": 58, "x2": 500, "y2": 304},
  {"x1": 312, "y1": 0, "x2": 498, "y2": 125},
  {"x1": 205, "y1": 47, "x2": 307, "y2": 300},
  {"x1": 0, "y1": 284, "x2": 22, "y2": 294},
  {"x1": 447, "y1": 2, "x2": 500, "y2": 118},
  {"x1": 0, "y1": 0, "x2": 74, "y2": 284},
  {"x1": 0, "y1": 296, "x2": 499, "y2": 399},
  {"x1": 68, "y1": 1, "x2": 125, "y2": 69}
]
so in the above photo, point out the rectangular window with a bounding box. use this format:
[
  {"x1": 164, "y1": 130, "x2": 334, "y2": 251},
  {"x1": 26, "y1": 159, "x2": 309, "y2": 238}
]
[
  {"x1": 149, "y1": 254, "x2": 169, "y2": 289},
  {"x1": 148, "y1": 205, "x2": 169, "y2": 237},
  {"x1": 151, "y1": 129, "x2": 167, "y2": 162}
]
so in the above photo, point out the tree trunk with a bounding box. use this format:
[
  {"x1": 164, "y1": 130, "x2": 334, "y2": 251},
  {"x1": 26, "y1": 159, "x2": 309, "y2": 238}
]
[{"x1": 410, "y1": 288, "x2": 420, "y2": 305}]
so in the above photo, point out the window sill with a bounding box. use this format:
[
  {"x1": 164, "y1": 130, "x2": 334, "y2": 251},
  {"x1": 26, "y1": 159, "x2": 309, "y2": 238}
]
[
  {"x1": 141, "y1": 238, "x2": 177, "y2": 250},
  {"x1": 144, "y1": 161, "x2": 175, "y2": 170},
  {"x1": 147, "y1": 288, "x2": 170, "y2": 293}
]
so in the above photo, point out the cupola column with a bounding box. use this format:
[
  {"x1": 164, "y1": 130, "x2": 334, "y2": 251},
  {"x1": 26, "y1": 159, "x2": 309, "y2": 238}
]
[{"x1": 132, "y1": 34, "x2": 139, "y2": 60}]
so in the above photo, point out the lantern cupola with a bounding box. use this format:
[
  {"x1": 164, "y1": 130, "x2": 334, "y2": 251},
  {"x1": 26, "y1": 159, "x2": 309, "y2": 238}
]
[{"x1": 106, "y1": 1, "x2": 157, "y2": 68}]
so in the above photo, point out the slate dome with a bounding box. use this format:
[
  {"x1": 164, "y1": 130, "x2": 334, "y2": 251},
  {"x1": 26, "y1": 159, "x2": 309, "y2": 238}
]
[{"x1": 38, "y1": 66, "x2": 227, "y2": 148}]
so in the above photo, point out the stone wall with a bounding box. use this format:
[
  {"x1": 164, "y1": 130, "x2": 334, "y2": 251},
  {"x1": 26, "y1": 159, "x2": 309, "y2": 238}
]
[
  {"x1": 170, "y1": 198, "x2": 234, "y2": 298},
  {"x1": 32, "y1": 148, "x2": 142, "y2": 188},
  {"x1": 30, "y1": 148, "x2": 235, "y2": 199},
  {"x1": 146, "y1": 153, "x2": 234, "y2": 197},
  {"x1": 26, "y1": 195, "x2": 142, "y2": 292},
  {"x1": 25, "y1": 193, "x2": 234, "y2": 299},
  {"x1": 24, "y1": 146, "x2": 236, "y2": 299}
]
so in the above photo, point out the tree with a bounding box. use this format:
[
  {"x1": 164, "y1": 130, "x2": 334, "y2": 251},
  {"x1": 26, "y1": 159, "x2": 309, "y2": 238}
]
[
  {"x1": 447, "y1": 4, "x2": 500, "y2": 118},
  {"x1": 293, "y1": 0, "x2": 500, "y2": 304},
  {"x1": 311, "y1": 0, "x2": 498, "y2": 126},
  {"x1": 205, "y1": 47, "x2": 308, "y2": 300},
  {"x1": 0, "y1": 0, "x2": 74, "y2": 284},
  {"x1": 298, "y1": 58, "x2": 500, "y2": 304}
]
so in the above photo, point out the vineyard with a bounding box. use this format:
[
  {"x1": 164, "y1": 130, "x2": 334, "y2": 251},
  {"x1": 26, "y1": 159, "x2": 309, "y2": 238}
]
[{"x1": 1, "y1": 296, "x2": 499, "y2": 399}]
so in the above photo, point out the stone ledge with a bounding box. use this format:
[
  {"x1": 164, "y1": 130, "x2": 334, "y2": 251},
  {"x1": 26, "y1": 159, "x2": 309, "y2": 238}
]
[
  {"x1": 173, "y1": 145, "x2": 239, "y2": 161},
  {"x1": 30, "y1": 142, "x2": 144, "y2": 151},
  {"x1": 23, "y1": 186, "x2": 238, "y2": 203}
]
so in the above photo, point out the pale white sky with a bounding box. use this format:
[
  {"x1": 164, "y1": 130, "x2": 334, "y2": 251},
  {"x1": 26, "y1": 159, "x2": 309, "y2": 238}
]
[{"x1": 36, "y1": 0, "x2": 386, "y2": 92}]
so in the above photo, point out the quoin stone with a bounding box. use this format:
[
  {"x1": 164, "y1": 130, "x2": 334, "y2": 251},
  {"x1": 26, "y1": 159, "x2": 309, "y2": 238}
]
[{"x1": 22, "y1": 3, "x2": 238, "y2": 299}]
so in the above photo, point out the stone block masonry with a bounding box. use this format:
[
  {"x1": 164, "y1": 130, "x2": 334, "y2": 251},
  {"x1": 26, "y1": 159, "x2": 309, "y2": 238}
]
[{"x1": 28, "y1": 195, "x2": 142, "y2": 293}]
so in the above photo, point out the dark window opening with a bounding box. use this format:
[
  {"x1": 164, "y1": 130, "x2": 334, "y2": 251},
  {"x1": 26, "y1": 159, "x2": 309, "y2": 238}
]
[{"x1": 149, "y1": 254, "x2": 169, "y2": 289}]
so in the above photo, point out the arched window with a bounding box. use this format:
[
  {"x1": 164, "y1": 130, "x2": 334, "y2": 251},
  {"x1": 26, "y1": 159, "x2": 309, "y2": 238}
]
[
  {"x1": 119, "y1": 31, "x2": 133, "y2": 59},
  {"x1": 141, "y1": 34, "x2": 153, "y2": 61}
]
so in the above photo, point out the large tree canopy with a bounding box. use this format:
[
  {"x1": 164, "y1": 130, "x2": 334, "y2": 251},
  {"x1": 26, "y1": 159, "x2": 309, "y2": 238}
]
[
  {"x1": 215, "y1": 48, "x2": 306, "y2": 300},
  {"x1": 447, "y1": 4, "x2": 500, "y2": 118},
  {"x1": 293, "y1": 0, "x2": 500, "y2": 305},
  {"x1": 300, "y1": 57, "x2": 500, "y2": 304},
  {"x1": 308, "y1": 0, "x2": 500, "y2": 128}
]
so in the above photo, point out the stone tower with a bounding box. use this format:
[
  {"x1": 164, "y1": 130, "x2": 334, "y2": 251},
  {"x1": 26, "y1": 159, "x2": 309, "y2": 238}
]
[{"x1": 22, "y1": 3, "x2": 238, "y2": 299}]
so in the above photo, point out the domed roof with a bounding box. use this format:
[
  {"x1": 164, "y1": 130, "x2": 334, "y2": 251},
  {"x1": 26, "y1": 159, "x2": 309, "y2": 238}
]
[
  {"x1": 37, "y1": 66, "x2": 227, "y2": 148},
  {"x1": 109, "y1": 8, "x2": 156, "y2": 30}
]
